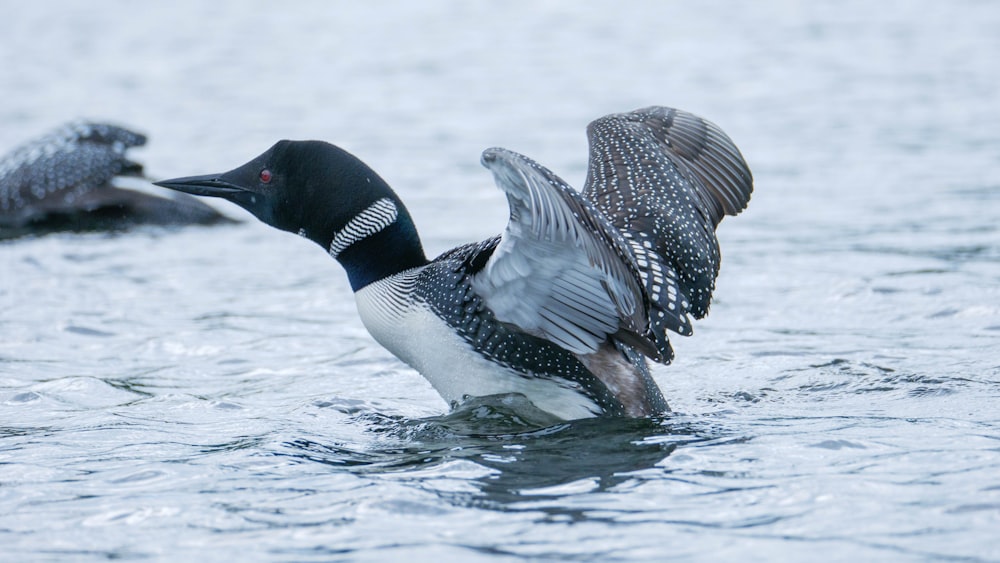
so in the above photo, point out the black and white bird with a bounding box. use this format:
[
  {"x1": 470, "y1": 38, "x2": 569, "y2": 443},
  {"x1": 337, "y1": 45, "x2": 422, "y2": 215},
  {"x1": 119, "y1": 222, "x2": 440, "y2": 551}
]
[
  {"x1": 0, "y1": 121, "x2": 230, "y2": 239},
  {"x1": 156, "y1": 107, "x2": 752, "y2": 420}
]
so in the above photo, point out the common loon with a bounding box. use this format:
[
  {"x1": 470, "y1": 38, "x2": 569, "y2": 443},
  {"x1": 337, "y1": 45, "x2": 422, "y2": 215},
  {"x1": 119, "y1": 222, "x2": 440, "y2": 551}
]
[
  {"x1": 156, "y1": 107, "x2": 753, "y2": 420},
  {"x1": 0, "y1": 120, "x2": 231, "y2": 239}
]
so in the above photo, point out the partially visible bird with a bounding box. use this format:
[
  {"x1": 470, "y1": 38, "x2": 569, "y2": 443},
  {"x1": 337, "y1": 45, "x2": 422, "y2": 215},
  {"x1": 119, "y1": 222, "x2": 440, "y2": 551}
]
[
  {"x1": 156, "y1": 106, "x2": 752, "y2": 420},
  {"x1": 0, "y1": 121, "x2": 231, "y2": 239}
]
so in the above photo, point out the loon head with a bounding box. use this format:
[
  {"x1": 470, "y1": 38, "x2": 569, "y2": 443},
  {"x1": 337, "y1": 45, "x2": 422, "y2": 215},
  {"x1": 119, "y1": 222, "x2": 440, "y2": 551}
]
[
  {"x1": 157, "y1": 141, "x2": 390, "y2": 235},
  {"x1": 156, "y1": 140, "x2": 427, "y2": 289}
]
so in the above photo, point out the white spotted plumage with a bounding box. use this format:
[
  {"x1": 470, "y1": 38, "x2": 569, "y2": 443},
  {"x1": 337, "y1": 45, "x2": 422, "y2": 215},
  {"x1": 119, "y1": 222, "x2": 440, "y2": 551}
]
[
  {"x1": 0, "y1": 121, "x2": 146, "y2": 214},
  {"x1": 466, "y1": 107, "x2": 751, "y2": 369}
]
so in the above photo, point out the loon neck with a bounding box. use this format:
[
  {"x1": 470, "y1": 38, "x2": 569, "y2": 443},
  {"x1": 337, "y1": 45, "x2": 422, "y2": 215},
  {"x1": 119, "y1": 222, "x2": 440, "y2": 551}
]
[
  {"x1": 332, "y1": 213, "x2": 428, "y2": 291},
  {"x1": 299, "y1": 193, "x2": 428, "y2": 291},
  {"x1": 283, "y1": 143, "x2": 429, "y2": 291}
]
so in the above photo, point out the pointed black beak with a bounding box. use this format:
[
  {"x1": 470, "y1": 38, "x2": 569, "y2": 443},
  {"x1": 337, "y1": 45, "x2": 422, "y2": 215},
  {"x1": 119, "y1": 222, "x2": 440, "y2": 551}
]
[{"x1": 154, "y1": 174, "x2": 247, "y2": 198}]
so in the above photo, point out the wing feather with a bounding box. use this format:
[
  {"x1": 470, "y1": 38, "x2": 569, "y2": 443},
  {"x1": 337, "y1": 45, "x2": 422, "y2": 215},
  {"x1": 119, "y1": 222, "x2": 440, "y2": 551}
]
[
  {"x1": 579, "y1": 106, "x2": 753, "y2": 359},
  {"x1": 583, "y1": 106, "x2": 752, "y2": 311},
  {"x1": 470, "y1": 107, "x2": 752, "y2": 366},
  {"x1": 473, "y1": 148, "x2": 655, "y2": 358}
]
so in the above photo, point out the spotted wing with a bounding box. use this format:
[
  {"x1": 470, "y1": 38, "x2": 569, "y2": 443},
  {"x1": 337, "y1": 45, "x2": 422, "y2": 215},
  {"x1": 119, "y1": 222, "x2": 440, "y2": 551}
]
[
  {"x1": 472, "y1": 147, "x2": 661, "y2": 359},
  {"x1": 1, "y1": 121, "x2": 147, "y2": 224},
  {"x1": 582, "y1": 106, "x2": 753, "y2": 331}
]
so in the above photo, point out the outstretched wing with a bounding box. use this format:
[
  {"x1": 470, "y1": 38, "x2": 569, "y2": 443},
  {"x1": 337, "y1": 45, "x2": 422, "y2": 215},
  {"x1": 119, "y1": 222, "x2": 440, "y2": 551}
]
[
  {"x1": 470, "y1": 107, "x2": 752, "y2": 365},
  {"x1": 472, "y1": 147, "x2": 662, "y2": 359},
  {"x1": 582, "y1": 106, "x2": 753, "y2": 324}
]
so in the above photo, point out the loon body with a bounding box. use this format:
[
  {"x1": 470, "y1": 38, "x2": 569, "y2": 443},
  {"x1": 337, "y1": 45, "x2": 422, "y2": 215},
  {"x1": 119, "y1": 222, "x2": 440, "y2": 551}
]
[
  {"x1": 0, "y1": 121, "x2": 230, "y2": 239},
  {"x1": 157, "y1": 107, "x2": 753, "y2": 420}
]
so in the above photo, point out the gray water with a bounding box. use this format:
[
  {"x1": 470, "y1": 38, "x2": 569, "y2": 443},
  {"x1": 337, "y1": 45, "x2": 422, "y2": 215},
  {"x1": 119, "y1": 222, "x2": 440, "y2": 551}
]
[{"x1": 2, "y1": 1, "x2": 999, "y2": 561}]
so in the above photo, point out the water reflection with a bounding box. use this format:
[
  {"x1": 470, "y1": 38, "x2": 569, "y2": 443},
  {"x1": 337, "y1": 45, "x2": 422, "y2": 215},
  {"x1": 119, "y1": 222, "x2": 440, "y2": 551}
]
[{"x1": 282, "y1": 394, "x2": 718, "y2": 509}]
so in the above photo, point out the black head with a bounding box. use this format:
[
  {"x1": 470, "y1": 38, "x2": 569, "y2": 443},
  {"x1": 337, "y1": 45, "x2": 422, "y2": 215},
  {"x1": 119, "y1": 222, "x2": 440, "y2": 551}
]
[
  {"x1": 156, "y1": 140, "x2": 428, "y2": 289},
  {"x1": 157, "y1": 141, "x2": 390, "y2": 235}
]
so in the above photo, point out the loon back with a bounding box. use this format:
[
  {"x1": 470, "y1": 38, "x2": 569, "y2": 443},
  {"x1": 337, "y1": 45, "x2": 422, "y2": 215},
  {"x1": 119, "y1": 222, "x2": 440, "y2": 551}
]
[
  {"x1": 0, "y1": 121, "x2": 230, "y2": 238},
  {"x1": 155, "y1": 106, "x2": 753, "y2": 420}
]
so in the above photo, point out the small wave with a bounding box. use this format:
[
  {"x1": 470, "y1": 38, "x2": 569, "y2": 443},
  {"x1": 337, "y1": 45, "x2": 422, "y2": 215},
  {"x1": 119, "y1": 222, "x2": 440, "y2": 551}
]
[
  {"x1": 786, "y1": 358, "x2": 968, "y2": 398},
  {"x1": 278, "y1": 394, "x2": 731, "y2": 509}
]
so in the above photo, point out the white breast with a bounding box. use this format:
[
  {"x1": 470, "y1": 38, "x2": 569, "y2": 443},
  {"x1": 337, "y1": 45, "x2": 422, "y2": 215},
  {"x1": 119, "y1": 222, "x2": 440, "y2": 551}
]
[{"x1": 353, "y1": 270, "x2": 602, "y2": 420}]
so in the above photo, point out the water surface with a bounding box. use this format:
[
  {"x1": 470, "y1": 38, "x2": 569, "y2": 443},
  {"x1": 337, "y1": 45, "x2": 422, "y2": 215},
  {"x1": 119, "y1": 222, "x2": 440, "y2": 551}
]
[{"x1": 2, "y1": 1, "x2": 999, "y2": 560}]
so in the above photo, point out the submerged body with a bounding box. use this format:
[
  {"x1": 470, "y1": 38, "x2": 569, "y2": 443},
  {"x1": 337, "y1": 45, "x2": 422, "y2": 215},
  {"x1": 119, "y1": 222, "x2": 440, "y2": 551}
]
[
  {"x1": 0, "y1": 121, "x2": 230, "y2": 239},
  {"x1": 157, "y1": 107, "x2": 753, "y2": 420}
]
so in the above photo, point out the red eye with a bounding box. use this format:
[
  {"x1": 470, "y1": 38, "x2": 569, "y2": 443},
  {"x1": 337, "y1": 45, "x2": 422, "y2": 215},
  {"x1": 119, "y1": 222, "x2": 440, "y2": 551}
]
[{"x1": 259, "y1": 169, "x2": 273, "y2": 184}]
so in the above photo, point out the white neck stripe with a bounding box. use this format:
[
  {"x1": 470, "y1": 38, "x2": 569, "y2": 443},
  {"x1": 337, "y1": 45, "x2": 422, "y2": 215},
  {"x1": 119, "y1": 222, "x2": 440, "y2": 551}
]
[{"x1": 329, "y1": 197, "x2": 399, "y2": 258}]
